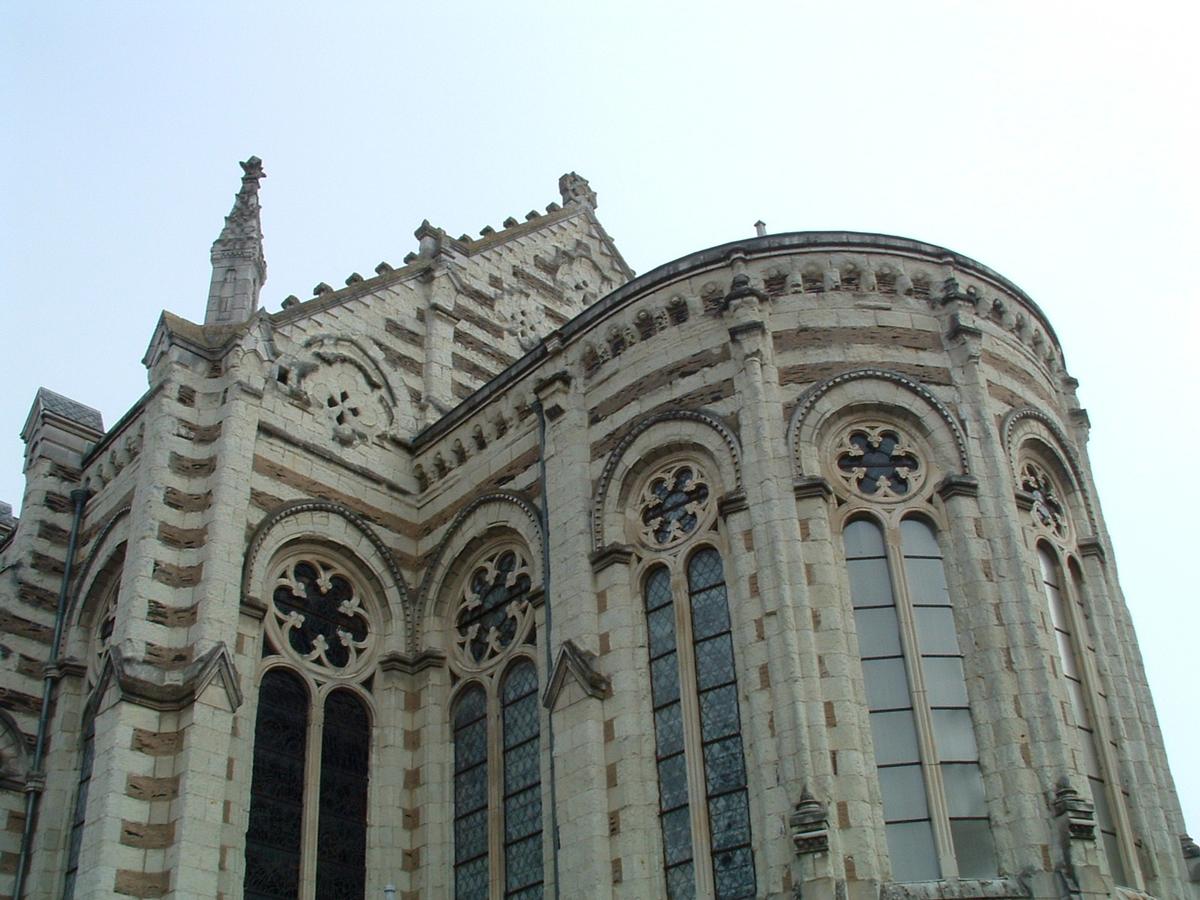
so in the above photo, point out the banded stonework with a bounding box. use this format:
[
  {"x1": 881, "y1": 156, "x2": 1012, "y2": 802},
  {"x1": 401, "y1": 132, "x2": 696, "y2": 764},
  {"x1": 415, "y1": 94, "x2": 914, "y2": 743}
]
[{"x1": 0, "y1": 162, "x2": 1193, "y2": 900}]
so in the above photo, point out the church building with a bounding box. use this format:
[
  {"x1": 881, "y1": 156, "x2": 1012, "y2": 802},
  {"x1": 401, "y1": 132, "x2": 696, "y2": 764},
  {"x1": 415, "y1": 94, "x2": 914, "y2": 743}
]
[{"x1": 0, "y1": 159, "x2": 1196, "y2": 899}]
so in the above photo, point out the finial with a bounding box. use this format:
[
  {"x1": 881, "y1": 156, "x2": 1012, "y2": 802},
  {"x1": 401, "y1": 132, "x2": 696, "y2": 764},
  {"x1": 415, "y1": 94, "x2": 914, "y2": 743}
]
[
  {"x1": 559, "y1": 172, "x2": 597, "y2": 209},
  {"x1": 754, "y1": 220, "x2": 766, "y2": 237},
  {"x1": 205, "y1": 156, "x2": 267, "y2": 325}
]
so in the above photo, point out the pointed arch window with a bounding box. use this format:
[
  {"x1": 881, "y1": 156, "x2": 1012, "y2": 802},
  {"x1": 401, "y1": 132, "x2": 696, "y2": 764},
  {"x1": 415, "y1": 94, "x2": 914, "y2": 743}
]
[{"x1": 844, "y1": 515, "x2": 997, "y2": 881}]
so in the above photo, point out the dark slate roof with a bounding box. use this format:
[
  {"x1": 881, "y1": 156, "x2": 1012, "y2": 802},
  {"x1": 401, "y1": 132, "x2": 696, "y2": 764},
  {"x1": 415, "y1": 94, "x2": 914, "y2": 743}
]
[{"x1": 34, "y1": 387, "x2": 104, "y2": 431}]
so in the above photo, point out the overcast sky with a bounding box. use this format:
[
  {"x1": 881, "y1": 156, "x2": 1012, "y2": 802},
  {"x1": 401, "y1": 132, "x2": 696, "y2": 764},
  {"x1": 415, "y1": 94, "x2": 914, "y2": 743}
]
[{"x1": 3, "y1": 2, "x2": 1197, "y2": 840}]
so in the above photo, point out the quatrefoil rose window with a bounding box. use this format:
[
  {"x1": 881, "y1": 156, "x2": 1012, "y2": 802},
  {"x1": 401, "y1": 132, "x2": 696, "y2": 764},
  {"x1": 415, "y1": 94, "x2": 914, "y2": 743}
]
[
  {"x1": 271, "y1": 556, "x2": 373, "y2": 673},
  {"x1": 637, "y1": 463, "x2": 712, "y2": 549},
  {"x1": 454, "y1": 549, "x2": 535, "y2": 669},
  {"x1": 834, "y1": 424, "x2": 925, "y2": 500},
  {"x1": 1019, "y1": 460, "x2": 1070, "y2": 542}
]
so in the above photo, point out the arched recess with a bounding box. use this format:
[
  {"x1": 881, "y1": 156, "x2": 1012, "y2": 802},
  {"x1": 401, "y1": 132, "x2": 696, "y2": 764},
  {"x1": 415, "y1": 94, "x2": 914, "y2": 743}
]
[
  {"x1": 1002, "y1": 406, "x2": 1098, "y2": 535},
  {"x1": 0, "y1": 709, "x2": 29, "y2": 788},
  {"x1": 592, "y1": 408, "x2": 742, "y2": 553},
  {"x1": 242, "y1": 500, "x2": 407, "y2": 646},
  {"x1": 60, "y1": 506, "x2": 130, "y2": 659},
  {"x1": 788, "y1": 368, "x2": 970, "y2": 482},
  {"x1": 414, "y1": 490, "x2": 544, "y2": 656}
]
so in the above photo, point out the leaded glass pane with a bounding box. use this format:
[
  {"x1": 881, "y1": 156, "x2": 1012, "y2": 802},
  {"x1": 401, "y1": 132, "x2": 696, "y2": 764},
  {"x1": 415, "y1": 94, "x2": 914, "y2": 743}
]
[
  {"x1": 843, "y1": 517, "x2": 886, "y2": 558},
  {"x1": 454, "y1": 685, "x2": 489, "y2": 898},
  {"x1": 455, "y1": 765, "x2": 487, "y2": 817},
  {"x1": 455, "y1": 809, "x2": 488, "y2": 862},
  {"x1": 899, "y1": 518, "x2": 941, "y2": 557},
  {"x1": 687, "y1": 547, "x2": 725, "y2": 591},
  {"x1": 504, "y1": 785, "x2": 542, "y2": 842},
  {"x1": 854, "y1": 607, "x2": 902, "y2": 657},
  {"x1": 455, "y1": 856, "x2": 488, "y2": 900},
  {"x1": 648, "y1": 606, "x2": 678, "y2": 657},
  {"x1": 665, "y1": 861, "x2": 696, "y2": 900},
  {"x1": 690, "y1": 586, "x2": 731, "y2": 640},
  {"x1": 950, "y1": 818, "x2": 998, "y2": 878},
  {"x1": 245, "y1": 669, "x2": 309, "y2": 900},
  {"x1": 922, "y1": 657, "x2": 969, "y2": 707},
  {"x1": 662, "y1": 806, "x2": 694, "y2": 865},
  {"x1": 503, "y1": 661, "x2": 543, "y2": 898},
  {"x1": 941, "y1": 763, "x2": 987, "y2": 818},
  {"x1": 862, "y1": 657, "x2": 911, "y2": 711},
  {"x1": 879, "y1": 764, "x2": 929, "y2": 822},
  {"x1": 655, "y1": 703, "x2": 685, "y2": 757},
  {"x1": 695, "y1": 634, "x2": 736, "y2": 690},
  {"x1": 504, "y1": 740, "x2": 540, "y2": 795},
  {"x1": 698, "y1": 684, "x2": 740, "y2": 742},
  {"x1": 885, "y1": 820, "x2": 940, "y2": 882},
  {"x1": 315, "y1": 690, "x2": 369, "y2": 900},
  {"x1": 931, "y1": 708, "x2": 979, "y2": 761},
  {"x1": 712, "y1": 845, "x2": 756, "y2": 899},
  {"x1": 708, "y1": 790, "x2": 752, "y2": 851},
  {"x1": 455, "y1": 717, "x2": 488, "y2": 773},
  {"x1": 645, "y1": 566, "x2": 672, "y2": 610},
  {"x1": 505, "y1": 833, "x2": 544, "y2": 895},
  {"x1": 847, "y1": 558, "x2": 894, "y2": 608},
  {"x1": 658, "y1": 754, "x2": 690, "y2": 811},
  {"x1": 651, "y1": 654, "x2": 681, "y2": 705},
  {"x1": 904, "y1": 557, "x2": 951, "y2": 605},
  {"x1": 703, "y1": 736, "x2": 747, "y2": 796},
  {"x1": 869, "y1": 709, "x2": 920, "y2": 765},
  {"x1": 913, "y1": 606, "x2": 960, "y2": 655}
]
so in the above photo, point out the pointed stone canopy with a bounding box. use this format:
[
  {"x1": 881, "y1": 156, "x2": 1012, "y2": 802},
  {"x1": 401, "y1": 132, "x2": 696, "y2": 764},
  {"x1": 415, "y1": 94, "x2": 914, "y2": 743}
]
[{"x1": 205, "y1": 156, "x2": 267, "y2": 325}]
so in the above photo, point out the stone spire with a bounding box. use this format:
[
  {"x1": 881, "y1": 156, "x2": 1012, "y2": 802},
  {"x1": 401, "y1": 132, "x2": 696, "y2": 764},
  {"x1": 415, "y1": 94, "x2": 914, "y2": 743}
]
[
  {"x1": 558, "y1": 171, "x2": 597, "y2": 209},
  {"x1": 205, "y1": 156, "x2": 267, "y2": 325}
]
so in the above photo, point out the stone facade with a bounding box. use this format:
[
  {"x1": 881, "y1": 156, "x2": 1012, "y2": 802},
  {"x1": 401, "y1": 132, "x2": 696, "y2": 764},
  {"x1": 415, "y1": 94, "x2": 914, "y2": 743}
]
[{"x1": 0, "y1": 161, "x2": 1194, "y2": 899}]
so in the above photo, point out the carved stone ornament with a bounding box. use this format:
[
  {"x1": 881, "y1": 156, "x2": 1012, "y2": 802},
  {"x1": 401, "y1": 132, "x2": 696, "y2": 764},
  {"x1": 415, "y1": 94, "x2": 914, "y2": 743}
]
[
  {"x1": 308, "y1": 360, "x2": 387, "y2": 446},
  {"x1": 637, "y1": 462, "x2": 712, "y2": 549},
  {"x1": 1020, "y1": 461, "x2": 1070, "y2": 542},
  {"x1": 90, "y1": 585, "x2": 119, "y2": 684},
  {"x1": 789, "y1": 788, "x2": 831, "y2": 855},
  {"x1": 270, "y1": 555, "x2": 373, "y2": 674},
  {"x1": 834, "y1": 424, "x2": 925, "y2": 501},
  {"x1": 454, "y1": 549, "x2": 534, "y2": 670},
  {"x1": 497, "y1": 286, "x2": 547, "y2": 351},
  {"x1": 1053, "y1": 778, "x2": 1096, "y2": 841}
]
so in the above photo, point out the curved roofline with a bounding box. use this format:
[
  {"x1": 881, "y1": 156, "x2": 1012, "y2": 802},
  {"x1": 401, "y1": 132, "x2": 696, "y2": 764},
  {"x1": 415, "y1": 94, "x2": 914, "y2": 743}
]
[{"x1": 560, "y1": 229, "x2": 1058, "y2": 348}]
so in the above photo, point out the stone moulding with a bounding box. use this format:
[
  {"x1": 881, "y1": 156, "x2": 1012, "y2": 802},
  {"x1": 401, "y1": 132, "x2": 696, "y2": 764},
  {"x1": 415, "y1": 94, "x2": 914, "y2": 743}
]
[
  {"x1": 90, "y1": 644, "x2": 243, "y2": 714},
  {"x1": 878, "y1": 878, "x2": 1030, "y2": 899},
  {"x1": 542, "y1": 638, "x2": 611, "y2": 710},
  {"x1": 61, "y1": 504, "x2": 131, "y2": 652},
  {"x1": 591, "y1": 407, "x2": 742, "y2": 553},
  {"x1": 787, "y1": 368, "x2": 971, "y2": 478},
  {"x1": 589, "y1": 542, "x2": 635, "y2": 574},
  {"x1": 378, "y1": 648, "x2": 447, "y2": 675}
]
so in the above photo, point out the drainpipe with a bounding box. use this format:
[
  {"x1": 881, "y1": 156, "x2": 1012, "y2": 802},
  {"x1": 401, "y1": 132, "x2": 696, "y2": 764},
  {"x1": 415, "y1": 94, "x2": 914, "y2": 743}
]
[
  {"x1": 14, "y1": 487, "x2": 88, "y2": 899},
  {"x1": 531, "y1": 399, "x2": 561, "y2": 899}
]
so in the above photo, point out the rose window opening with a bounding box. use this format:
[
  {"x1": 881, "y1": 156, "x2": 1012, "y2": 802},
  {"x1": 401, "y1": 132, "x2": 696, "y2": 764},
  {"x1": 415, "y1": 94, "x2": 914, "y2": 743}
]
[
  {"x1": 1019, "y1": 461, "x2": 1070, "y2": 541},
  {"x1": 455, "y1": 550, "x2": 534, "y2": 667},
  {"x1": 835, "y1": 425, "x2": 924, "y2": 500},
  {"x1": 638, "y1": 463, "x2": 712, "y2": 548},
  {"x1": 326, "y1": 389, "x2": 362, "y2": 428},
  {"x1": 271, "y1": 557, "x2": 372, "y2": 671}
]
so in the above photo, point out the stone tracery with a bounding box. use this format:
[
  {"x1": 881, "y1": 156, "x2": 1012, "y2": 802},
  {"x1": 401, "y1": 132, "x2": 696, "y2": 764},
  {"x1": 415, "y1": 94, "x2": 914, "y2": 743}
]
[
  {"x1": 454, "y1": 548, "x2": 534, "y2": 669},
  {"x1": 833, "y1": 424, "x2": 925, "y2": 500},
  {"x1": 270, "y1": 555, "x2": 373, "y2": 673}
]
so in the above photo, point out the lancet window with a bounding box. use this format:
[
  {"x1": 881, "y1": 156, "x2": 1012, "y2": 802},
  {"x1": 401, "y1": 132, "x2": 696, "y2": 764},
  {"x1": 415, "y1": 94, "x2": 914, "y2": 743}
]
[
  {"x1": 449, "y1": 544, "x2": 544, "y2": 900},
  {"x1": 833, "y1": 423, "x2": 997, "y2": 882},
  {"x1": 635, "y1": 459, "x2": 756, "y2": 899},
  {"x1": 244, "y1": 548, "x2": 376, "y2": 900}
]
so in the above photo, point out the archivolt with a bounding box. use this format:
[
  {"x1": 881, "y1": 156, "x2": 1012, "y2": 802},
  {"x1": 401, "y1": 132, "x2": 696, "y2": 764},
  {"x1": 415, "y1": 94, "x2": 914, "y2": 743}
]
[
  {"x1": 1002, "y1": 405, "x2": 1097, "y2": 534},
  {"x1": 591, "y1": 408, "x2": 742, "y2": 552},
  {"x1": 787, "y1": 368, "x2": 970, "y2": 476}
]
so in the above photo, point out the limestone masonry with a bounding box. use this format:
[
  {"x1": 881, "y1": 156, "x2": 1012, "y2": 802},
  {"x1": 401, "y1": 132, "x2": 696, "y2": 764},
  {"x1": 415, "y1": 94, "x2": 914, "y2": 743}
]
[{"x1": 0, "y1": 160, "x2": 1196, "y2": 899}]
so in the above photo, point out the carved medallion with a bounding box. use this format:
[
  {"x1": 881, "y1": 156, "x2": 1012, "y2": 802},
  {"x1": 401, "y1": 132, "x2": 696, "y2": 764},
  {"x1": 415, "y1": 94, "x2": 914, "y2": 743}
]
[
  {"x1": 1019, "y1": 460, "x2": 1070, "y2": 542},
  {"x1": 834, "y1": 425, "x2": 924, "y2": 501},
  {"x1": 271, "y1": 556, "x2": 372, "y2": 673},
  {"x1": 638, "y1": 463, "x2": 712, "y2": 549}
]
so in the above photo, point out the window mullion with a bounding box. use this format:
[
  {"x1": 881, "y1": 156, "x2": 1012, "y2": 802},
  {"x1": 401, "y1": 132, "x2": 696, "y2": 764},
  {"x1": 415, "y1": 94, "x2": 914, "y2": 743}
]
[
  {"x1": 488, "y1": 685, "x2": 506, "y2": 900},
  {"x1": 884, "y1": 532, "x2": 958, "y2": 879},
  {"x1": 672, "y1": 564, "x2": 715, "y2": 898},
  {"x1": 300, "y1": 691, "x2": 324, "y2": 900}
]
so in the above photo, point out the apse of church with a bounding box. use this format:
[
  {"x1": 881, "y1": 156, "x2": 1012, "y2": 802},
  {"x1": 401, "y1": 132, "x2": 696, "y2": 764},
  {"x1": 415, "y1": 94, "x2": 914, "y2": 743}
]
[{"x1": 0, "y1": 160, "x2": 1196, "y2": 899}]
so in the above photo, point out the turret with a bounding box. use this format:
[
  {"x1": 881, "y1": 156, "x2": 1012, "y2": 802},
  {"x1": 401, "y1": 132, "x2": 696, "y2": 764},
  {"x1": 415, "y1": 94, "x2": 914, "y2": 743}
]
[{"x1": 204, "y1": 156, "x2": 266, "y2": 325}]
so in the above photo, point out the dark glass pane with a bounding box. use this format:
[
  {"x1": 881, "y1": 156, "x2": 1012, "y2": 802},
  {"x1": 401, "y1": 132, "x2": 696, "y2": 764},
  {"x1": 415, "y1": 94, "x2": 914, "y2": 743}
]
[
  {"x1": 942, "y1": 763, "x2": 987, "y2": 818},
  {"x1": 843, "y1": 518, "x2": 886, "y2": 558},
  {"x1": 245, "y1": 669, "x2": 309, "y2": 900},
  {"x1": 505, "y1": 832, "x2": 544, "y2": 894},
  {"x1": 455, "y1": 856, "x2": 489, "y2": 900},
  {"x1": 63, "y1": 715, "x2": 96, "y2": 897},
  {"x1": 687, "y1": 548, "x2": 725, "y2": 592},
  {"x1": 931, "y1": 708, "x2": 979, "y2": 761},
  {"x1": 698, "y1": 684, "x2": 740, "y2": 742},
  {"x1": 712, "y1": 845, "x2": 756, "y2": 899},
  {"x1": 504, "y1": 739, "x2": 540, "y2": 795},
  {"x1": 950, "y1": 818, "x2": 998, "y2": 878},
  {"x1": 455, "y1": 808, "x2": 488, "y2": 862},
  {"x1": 665, "y1": 861, "x2": 696, "y2": 900},
  {"x1": 690, "y1": 586, "x2": 731, "y2": 640},
  {"x1": 648, "y1": 606, "x2": 678, "y2": 657},
  {"x1": 651, "y1": 654, "x2": 681, "y2": 705},
  {"x1": 504, "y1": 785, "x2": 542, "y2": 843},
  {"x1": 703, "y1": 736, "x2": 747, "y2": 796},
  {"x1": 661, "y1": 806, "x2": 694, "y2": 865},
  {"x1": 854, "y1": 607, "x2": 902, "y2": 657},
  {"x1": 503, "y1": 660, "x2": 538, "y2": 705},
  {"x1": 645, "y1": 566, "x2": 673, "y2": 611},
  {"x1": 455, "y1": 717, "x2": 488, "y2": 773},
  {"x1": 708, "y1": 790, "x2": 751, "y2": 851},
  {"x1": 655, "y1": 703, "x2": 685, "y2": 757},
  {"x1": 862, "y1": 657, "x2": 910, "y2": 711},
  {"x1": 455, "y1": 764, "x2": 487, "y2": 817},
  {"x1": 695, "y1": 634, "x2": 736, "y2": 691},
  {"x1": 869, "y1": 709, "x2": 920, "y2": 765},
  {"x1": 454, "y1": 686, "x2": 486, "y2": 729},
  {"x1": 837, "y1": 430, "x2": 918, "y2": 495},
  {"x1": 847, "y1": 558, "x2": 894, "y2": 608},
  {"x1": 454, "y1": 683, "x2": 490, "y2": 897},
  {"x1": 503, "y1": 662, "x2": 543, "y2": 897},
  {"x1": 879, "y1": 764, "x2": 929, "y2": 822},
  {"x1": 645, "y1": 468, "x2": 709, "y2": 545},
  {"x1": 913, "y1": 606, "x2": 960, "y2": 655},
  {"x1": 923, "y1": 657, "x2": 969, "y2": 708},
  {"x1": 885, "y1": 820, "x2": 940, "y2": 882},
  {"x1": 316, "y1": 691, "x2": 370, "y2": 900},
  {"x1": 658, "y1": 753, "x2": 690, "y2": 811},
  {"x1": 904, "y1": 557, "x2": 951, "y2": 605}
]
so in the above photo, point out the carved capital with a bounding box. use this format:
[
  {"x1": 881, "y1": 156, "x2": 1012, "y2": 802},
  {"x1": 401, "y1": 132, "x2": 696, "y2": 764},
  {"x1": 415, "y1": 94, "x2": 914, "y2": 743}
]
[
  {"x1": 789, "y1": 788, "x2": 830, "y2": 855},
  {"x1": 717, "y1": 490, "x2": 748, "y2": 518},
  {"x1": 590, "y1": 543, "x2": 635, "y2": 574},
  {"x1": 793, "y1": 476, "x2": 833, "y2": 501},
  {"x1": 936, "y1": 474, "x2": 980, "y2": 500},
  {"x1": 1053, "y1": 779, "x2": 1096, "y2": 841}
]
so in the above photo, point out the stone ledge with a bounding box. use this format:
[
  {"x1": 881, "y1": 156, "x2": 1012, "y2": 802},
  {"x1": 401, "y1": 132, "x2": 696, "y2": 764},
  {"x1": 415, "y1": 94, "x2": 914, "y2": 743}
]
[{"x1": 879, "y1": 877, "x2": 1029, "y2": 899}]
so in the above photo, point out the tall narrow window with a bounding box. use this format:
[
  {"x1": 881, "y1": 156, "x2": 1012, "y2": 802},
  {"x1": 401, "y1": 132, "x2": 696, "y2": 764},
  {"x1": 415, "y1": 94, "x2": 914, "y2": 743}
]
[
  {"x1": 1038, "y1": 548, "x2": 1128, "y2": 885},
  {"x1": 845, "y1": 516, "x2": 996, "y2": 882},
  {"x1": 61, "y1": 715, "x2": 95, "y2": 899},
  {"x1": 316, "y1": 690, "x2": 371, "y2": 900},
  {"x1": 448, "y1": 544, "x2": 544, "y2": 899}
]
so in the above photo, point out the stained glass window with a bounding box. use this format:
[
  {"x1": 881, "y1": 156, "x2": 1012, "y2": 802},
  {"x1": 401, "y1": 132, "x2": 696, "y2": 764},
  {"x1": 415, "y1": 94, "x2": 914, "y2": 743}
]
[
  {"x1": 315, "y1": 690, "x2": 370, "y2": 900},
  {"x1": 502, "y1": 661, "x2": 544, "y2": 899},
  {"x1": 456, "y1": 551, "x2": 533, "y2": 667},
  {"x1": 245, "y1": 669, "x2": 310, "y2": 900},
  {"x1": 453, "y1": 685, "x2": 489, "y2": 900},
  {"x1": 61, "y1": 714, "x2": 95, "y2": 900}
]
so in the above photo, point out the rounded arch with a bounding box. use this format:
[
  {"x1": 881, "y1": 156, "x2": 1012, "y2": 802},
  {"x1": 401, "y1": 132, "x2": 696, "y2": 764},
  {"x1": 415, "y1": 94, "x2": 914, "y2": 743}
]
[
  {"x1": 0, "y1": 709, "x2": 29, "y2": 785},
  {"x1": 593, "y1": 408, "x2": 742, "y2": 553},
  {"x1": 788, "y1": 368, "x2": 970, "y2": 481},
  {"x1": 1002, "y1": 406, "x2": 1097, "y2": 535},
  {"x1": 61, "y1": 506, "x2": 130, "y2": 655},
  {"x1": 415, "y1": 491, "x2": 544, "y2": 656},
  {"x1": 242, "y1": 500, "x2": 407, "y2": 643}
]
